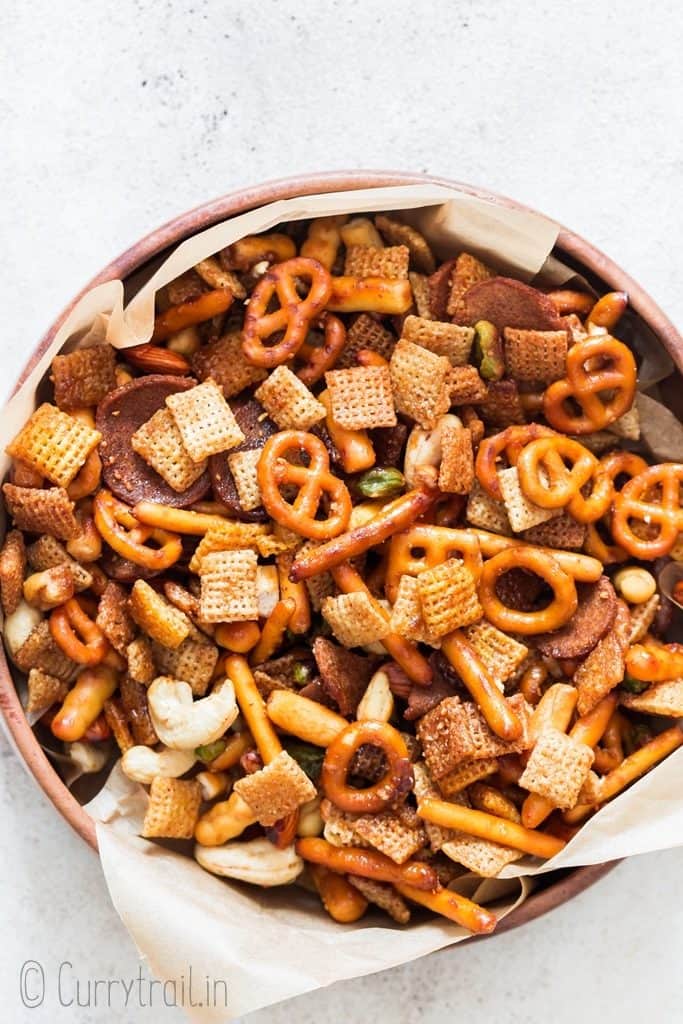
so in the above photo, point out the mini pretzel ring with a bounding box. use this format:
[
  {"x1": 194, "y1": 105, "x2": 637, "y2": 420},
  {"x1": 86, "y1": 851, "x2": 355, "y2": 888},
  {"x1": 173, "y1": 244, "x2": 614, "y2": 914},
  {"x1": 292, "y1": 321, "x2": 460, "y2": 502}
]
[
  {"x1": 475, "y1": 424, "x2": 556, "y2": 500},
  {"x1": 517, "y1": 436, "x2": 614, "y2": 523},
  {"x1": 94, "y1": 489, "x2": 183, "y2": 571},
  {"x1": 321, "y1": 720, "x2": 414, "y2": 813},
  {"x1": 50, "y1": 597, "x2": 109, "y2": 666},
  {"x1": 258, "y1": 430, "x2": 352, "y2": 541},
  {"x1": 242, "y1": 257, "x2": 332, "y2": 368},
  {"x1": 478, "y1": 547, "x2": 578, "y2": 635},
  {"x1": 543, "y1": 335, "x2": 637, "y2": 434},
  {"x1": 297, "y1": 312, "x2": 347, "y2": 385},
  {"x1": 611, "y1": 462, "x2": 683, "y2": 559}
]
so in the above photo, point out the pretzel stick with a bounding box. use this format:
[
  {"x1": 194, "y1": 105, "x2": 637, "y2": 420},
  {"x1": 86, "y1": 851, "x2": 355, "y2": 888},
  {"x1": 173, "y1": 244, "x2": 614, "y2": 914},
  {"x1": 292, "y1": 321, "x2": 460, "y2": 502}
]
[
  {"x1": 249, "y1": 598, "x2": 295, "y2": 665},
  {"x1": 395, "y1": 883, "x2": 497, "y2": 935},
  {"x1": 296, "y1": 838, "x2": 438, "y2": 892},
  {"x1": 310, "y1": 865, "x2": 368, "y2": 923},
  {"x1": 330, "y1": 562, "x2": 433, "y2": 685},
  {"x1": 468, "y1": 529, "x2": 602, "y2": 582},
  {"x1": 226, "y1": 654, "x2": 282, "y2": 763},
  {"x1": 289, "y1": 487, "x2": 438, "y2": 581},
  {"x1": 326, "y1": 276, "x2": 413, "y2": 314},
  {"x1": 208, "y1": 730, "x2": 255, "y2": 772},
  {"x1": 418, "y1": 797, "x2": 565, "y2": 859},
  {"x1": 134, "y1": 501, "x2": 233, "y2": 536},
  {"x1": 441, "y1": 630, "x2": 523, "y2": 741},
  {"x1": 276, "y1": 558, "x2": 311, "y2": 635},
  {"x1": 152, "y1": 289, "x2": 235, "y2": 341}
]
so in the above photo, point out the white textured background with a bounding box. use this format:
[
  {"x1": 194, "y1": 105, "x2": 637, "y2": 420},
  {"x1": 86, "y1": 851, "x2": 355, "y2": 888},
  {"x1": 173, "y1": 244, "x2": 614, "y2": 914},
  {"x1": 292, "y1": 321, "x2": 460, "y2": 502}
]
[{"x1": 1, "y1": 1, "x2": 682, "y2": 1021}]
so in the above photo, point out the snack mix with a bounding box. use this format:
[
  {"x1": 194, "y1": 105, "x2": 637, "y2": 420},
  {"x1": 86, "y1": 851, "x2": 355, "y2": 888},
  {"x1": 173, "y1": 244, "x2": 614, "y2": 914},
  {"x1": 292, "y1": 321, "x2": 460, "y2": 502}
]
[{"x1": 3, "y1": 213, "x2": 682, "y2": 935}]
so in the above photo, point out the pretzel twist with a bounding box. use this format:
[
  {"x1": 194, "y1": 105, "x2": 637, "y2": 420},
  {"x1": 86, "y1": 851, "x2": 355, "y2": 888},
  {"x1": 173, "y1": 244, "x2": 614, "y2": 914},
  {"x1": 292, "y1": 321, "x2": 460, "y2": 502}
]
[
  {"x1": 584, "y1": 450, "x2": 649, "y2": 563},
  {"x1": 385, "y1": 525, "x2": 482, "y2": 603},
  {"x1": 475, "y1": 424, "x2": 556, "y2": 500},
  {"x1": 322, "y1": 719, "x2": 414, "y2": 814},
  {"x1": 242, "y1": 257, "x2": 332, "y2": 368},
  {"x1": 296, "y1": 312, "x2": 347, "y2": 385},
  {"x1": 543, "y1": 335, "x2": 637, "y2": 434},
  {"x1": 611, "y1": 463, "x2": 683, "y2": 559},
  {"x1": 517, "y1": 436, "x2": 614, "y2": 523},
  {"x1": 625, "y1": 642, "x2": 683, "y2": 682},
  {"x1": 478, "y1": 546, "x2": 578, "y2": 634},
  {"x1": 49, "y1": 597, "x2": 110, "y2": 666},
  {"x1": 94, "y1": 490, "x2": 183, "y2": 570},
  {"x1": 257, "y1": 430, "x2": 352, "y2": 541}
]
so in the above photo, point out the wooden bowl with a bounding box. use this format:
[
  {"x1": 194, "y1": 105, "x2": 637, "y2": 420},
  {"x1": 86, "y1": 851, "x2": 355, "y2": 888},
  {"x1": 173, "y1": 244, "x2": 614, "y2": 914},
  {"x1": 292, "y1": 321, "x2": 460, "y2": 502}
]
[{"x1": 1, "y1": 171, "x2": 681, "y2": 935}]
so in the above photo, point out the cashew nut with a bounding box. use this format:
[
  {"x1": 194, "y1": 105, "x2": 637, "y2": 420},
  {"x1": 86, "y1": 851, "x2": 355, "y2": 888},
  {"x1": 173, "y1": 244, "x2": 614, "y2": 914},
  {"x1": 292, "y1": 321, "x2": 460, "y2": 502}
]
[
  {"x1": 4, "y1": 600, "x2": 42, "y2": 657},
  {"x1": 196, "y1": 770, "x2": 230, "y2": 801},
  {"x1": 147, "y1": 677, "x2": 238, "y2": 751},
  {"x1": 194, "y1": 837, "x2": 303, "y2": 886},
  {"x1": 297, "y1": 795, "x2": 323, "y2": 838},
  {"x1": 403, "y1": 414, "x2": 462, "y2": 487},
  {"x1": 121, "y1": 744, "x2": 197, "y2": 784},
  {"x1": 65, "y1": 741, "x2": 110, "y2": 774},
  {"x1": 256, "y1": 564, "x2": 280, "y2": 619}
]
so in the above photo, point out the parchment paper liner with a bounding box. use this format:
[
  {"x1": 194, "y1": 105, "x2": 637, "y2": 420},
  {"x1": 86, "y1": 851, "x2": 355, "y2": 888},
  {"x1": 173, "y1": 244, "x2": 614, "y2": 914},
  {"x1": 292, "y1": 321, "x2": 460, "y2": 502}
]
[{"x1": 3, "y1": 184, "x2": 681, "y2": 1019}]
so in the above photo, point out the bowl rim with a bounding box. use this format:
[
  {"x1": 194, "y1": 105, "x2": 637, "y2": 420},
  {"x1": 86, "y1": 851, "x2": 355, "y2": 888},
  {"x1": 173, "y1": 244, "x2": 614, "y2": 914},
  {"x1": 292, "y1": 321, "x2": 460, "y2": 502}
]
[{"x1": 1, "y1": 170, "x2": 680, "y2": 934}]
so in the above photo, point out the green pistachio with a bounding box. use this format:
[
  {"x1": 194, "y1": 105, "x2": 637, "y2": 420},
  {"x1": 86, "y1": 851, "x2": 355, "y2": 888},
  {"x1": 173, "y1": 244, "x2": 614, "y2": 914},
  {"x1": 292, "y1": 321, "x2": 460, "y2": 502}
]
[
  {"x1": 357, "y1": 467, "x2": 405, "y2": 500},
  {"x1": 283, "y1": 739, "x2": 325, "y2": 783},
  {"x1": 195, "y1": 739, "x2": 227, "y2": 763},
  {"x1": 473, "y1": 319, "x2": 505, "y2": 381}
]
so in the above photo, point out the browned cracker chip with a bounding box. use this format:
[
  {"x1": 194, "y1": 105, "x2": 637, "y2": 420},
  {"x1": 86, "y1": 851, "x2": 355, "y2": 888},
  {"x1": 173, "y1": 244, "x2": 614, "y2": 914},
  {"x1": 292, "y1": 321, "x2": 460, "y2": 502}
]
[
  {"x1": 126, "y1": 636, "x2": 156, "y2": 685},
  {"x1": 417, "y1": 558, "x2": 482, "y2": 638},
  {"x1": 344, "y1": 244, "x2": 410, "y2": 279},
  {"x1": 142, "y1": 776, "x2": 202, "y2": 839},
  {"x1": 446, "y1": 252, "x2": 495, "y2": 319},
  {"x1": 233, "y1": 749, "x2": 316, "y2": 826},
  {"x1": 375, "y1": 214, "x2": 436, "y2": 274},
  {"x1": 191, "y1": 331, "x2": 267, "y2": 397},
  {"x1": 3, "y1": 484, "x2": 80, "y2": 541},
  {"x1": 129, "y1": 580, "x2": 192, "y2": 649},
  {"x1": 199, "y1": 548, "x2": 259, "y2": 623},
  {"x1": 255, "y1": 366, "x2": 326, "y2": 430},
  {"x1": 478, "y1": 380, "x2": 526, "y2": 427},
  {"x1": 13, "y1": 621, "x2": 78, "y2": 680},
  {"x1": 627, "y1": 594, "x2": 660, "y2": 644},
  {"x1": 522, "y1": 514, "x2": 586, "y2": 550},
  {"x1": 312, "y1": 636, "x2": 374, "y2": 717},
  {"x1": 0, "y1": 529, "x2": 26, "y2": 615},
  {"x1": 503, "y1": 328, "x2": 568, "y2": 383},
  {"x1": 458, "y1": 277, "x2": 564, "y2": 331},
  {"x1": 7, "y1": 403, "x2": 101, "y2": 487},
  {"x1": 401, "y1": 315, "x2": 474, "y2": 366},
  {"x1": 51, "y1": 344, "x2": 117, "y2": 410},
  {"x1": 120, "y1": 675, "x2": 158, "y2": 746},
  {"x1": 408, "y1": 273, "x2": 434, "y2": 320},
  {"x1": 26, "y1": 668, "x2": 69, "y2": 714},
  {"x1": 620, "y1": 677, "x2": 683, "y2": 717},
  {"x1": 325, "y1": 366, "x2": 397, "y2": 430},
  {"x1": 338, "y1": 314, "x2": 396, "y2": 368},
  {"x1": 389, "y1": 338, "x2": 451, "y2": 429},
  {"x1": 322, "y1": 591, "x2": 389, "y2": 648},
  {"x1": 427, "y1": 259, "x2": 455, "y2": 320},
  {"x1": 438, "y1": 424, "x2": 474, "y2": 494},
  {"x1": 103, "y1": 697, "x2": 135, "y2": 753},
  {"x1": 449, "y1": 366, "x2": 487, "y2": 405},
  {"x1": 417, "y1": 694, "x2": 530, "y2": 779},
  {"x1": 151, "y1": 635, "x2": 219, "y2": 697},
  {"x1": 96, "y1": 581, "x2": 136, "y2": 655},
  {"x1": 519, "y1": 727, "x2": 594, "y2": 809},
  {"x1": 166, "y1": 379, "x2": 244, "y2": 461},
  {"x1": 575, "y1": 600, "x2": 631, "y2": 715},
  {"x1": 131, "y1": 408, "x2": 207, "y2": 493},
  {"x1": 347, "y1": 876, "x2": 411, "y2": 923}
]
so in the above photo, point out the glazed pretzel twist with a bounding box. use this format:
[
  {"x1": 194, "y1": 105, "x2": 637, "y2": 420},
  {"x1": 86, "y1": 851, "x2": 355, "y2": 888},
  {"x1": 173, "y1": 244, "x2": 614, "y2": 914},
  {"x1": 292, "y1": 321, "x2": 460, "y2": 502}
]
[
  {"x1": 611, "y1": 462, "x2": 683, "y2": 559},
  {"x1": 543, "y1": 335, "x2": 637, "y2": 434},
  {"x1": 475, "y1": 424, "x2": 556, "y2": 500},
  {"x1": 516, "y1": 436, "x2": 614, "y2": 523},
  {"x1": 296, "y1": 312, "x2": 347, "y2": 385},
  {"x1": 242, "y1": 257, "x2": 332, "y2": 368},
  {"x1": 93, "y1": 490, "x2": 183, "y2": 571},
  {"x1": 584, "y1": 450, "x2": 648, "y2": 563},
  {"x1": 49, "y1": 597, "x2": 110, "y2": 666},
  {"x1": 478, "y1": 546, "x2": 578, "y2": 634},
  {"x1": 385, "y1": 525, "x2": 482, "y2": 603},
  {"x1": 257, "y1": 430, "x2": 352, "y2": 540},
  {"x1": 321, "y1": 719, "x2": 414, "y2": 813}
]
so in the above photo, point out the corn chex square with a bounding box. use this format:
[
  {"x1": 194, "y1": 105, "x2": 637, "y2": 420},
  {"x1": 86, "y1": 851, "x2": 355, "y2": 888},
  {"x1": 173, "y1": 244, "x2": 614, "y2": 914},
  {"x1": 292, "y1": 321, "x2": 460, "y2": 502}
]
[
  {"x1": 465, "y1": 480, "x2": 512, "y2": 535},
  {"x1": 401, "y1": 315, "x2": 474, "y2": 366},
  {"x1": 188, "y1": 521, "x2": 268, "y2": 573},
  {"x1": 191, "y1": 331, "x2": 267, "y2": 397},
  {"x1": 254, "y1": 365, "x2": 325, "y2": 430},
  {"x1": 7, "y1": 403, "x2": 101, "y2": 487},
  {"x1": 503, "y1": 328, "x2": 568, "y2": 383},
  {"x1": 408, "y1": 272, "x2": 434, "y2": 319},
  {"x1": 438, "y1": 424, "x2": 474, "y2": 494},
  {"x1": 13, "y1": 621, "x2": 78, "y2": 680},
  {"x1": 347, "y1": 876, "x2": 411, "y2": 924},
  {"x1": 351, "y1": 808, "x2": 427, "y2": 864},
  {"x1": 479, "y1": 381, "x2": 526, "y2": 428},
  {"x1": 628, "y1": 594, "x2": 660, "y2": 644},
  {"x1": 199, "y1": 548, "x2": 258, "y2": 623},
  {"x1": 417, "y1": 558, "x2": 482, "y2": 638},
  {"x1": 449, "y1": 366, "x2": 487, "y2": 405},
  {"x1": 129, "y1": 580, "x2": 192, "y2": 649},
  {"x1": 620, "y1": 677, "x2": 683, "y2": 717},
  {"x1": 447, "y1": 252, "x2": 494, "y2": 319},
  {"x1": 26, "y1": 668, "x2": 69, "y2": 714},
  {"x1": 325, "y1": 366, "x2": 397, "y2": 430},
  {"x1": 141, "y1": 777, "x2": 202, "y2": 839},
  {"x1": 233, "y1": 749, "x2": 316, "y2": 826},
  {"x1": 375, "y1": 214, "x2": 435, "y2": 274},
  {"x1": 337, "y1": 314, "x2": 396, "y2": 368},
  {"x1": 126, "y1": 637, "x2": 156, "y2": 685},
  {"x1": 344, "y1": 244, "x2": 410, "y2": 279},
  {"x1": 151, "y1": 635, "x2": 219, "y2": 697},
  {"x1": 103, "y1": 698, "x2": 135, "y2": 753},
  {"x1": 96, "y1": 581, "x2": 136, "y2": 654},
  {"x1": 51, "y1": 344, "x2": 117, "y2": 411},
  {"x1": 166, "y1": 379, "x2": 244, "y2": 461},
  {"x1": 519, "y1": 727, "x2": 594, "y2": 810},
  {"x1": 522, "y1": 514, "x2": 586, "y2": 550},
  {"x1": 417, "y1": 694, "x2": 530, "y2": 779},
  {"x1": 462, "y1": 620, "x2": 529, "y2": 688},
  {"x1": 3, "y1": 484, "x2": 80, "y2": 541},
  {"x1": 442, "y1": 833, "x2": 522, "y2": 877},
  {"x1": 390, "y1": 573, "x2": 439, "y2": 646},
  {"x1": 321, "y1": 591, "x2": 389, "y2": 647},
  {"x1": 437, "y1": 758, "x2": 499, "y2": 798},
  {"x1": 389, "y1": 338, "x2": 451, "y2": 429},
  {"x1": 26, "y1": 535, "x2": 91, "y2": 591},
  {"x1": 227, "y1": 449, "x2": 263, "y2": 512},
  {"x1": 131, "y1": 408, "x2": 207, "y2": 492},
  {"x1": 497, "y1": 465, "x2": 556, "y2": 532}
]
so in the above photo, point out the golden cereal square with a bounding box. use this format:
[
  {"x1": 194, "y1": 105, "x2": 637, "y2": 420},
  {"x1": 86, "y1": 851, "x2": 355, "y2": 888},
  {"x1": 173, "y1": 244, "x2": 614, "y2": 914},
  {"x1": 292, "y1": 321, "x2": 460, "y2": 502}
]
[
  {"x1": 498, "y1": 465, "x2": 556, "y2": 532},
  {"x1": 26, "y1": 668, "x2": 69, "y2": 714},
  {"x1": 321, "y1": 591, "x2": 390, "y2": 647},
  {"x1": 199, "y1": 548, "x2": 258, "y2": 623},
  {"x1": 503, "y1": 328, "x2": 568, "y2": 383},
  {"x1": 325, "y1": 366, "x2": 397, "y2": 430},
  {"x1": 3, "y1": 484, "x2": 80, "y2": 541},
  {"x1": 462, "y1": 621, "x2": 529, "y2": 688},
  {"x1": 437, "y1": 758, "x2": 500, "y2": 798},
  {"x1": 522, "y1": 514, "x2": 586, "y2": 550},
  {"x1": 347, "y1": 876, "x2": 411, "y2": 923},
  {"x1": 151, "y1": 636, "x2": 219, "y2": 697},
  {"x1": 401, "y1": 316, "x2": 474, "y2": 366},
  {"x1": 390, "y1": 573, "x2": 439, "y2": 646},
  {"x1": 191, "y1": 331, "x2": 267, "y2": 397},
  {"x1": 627, "y1": 594, "x2": 660, "y2": 644},
  {"x1": 26, "y1": 534, "x2": 91, "y2": 591},
  {"x1": 7, "y1": 404, "x2": 101, "y2": 487},
  {"x1": 352, "y1": 809, "x2": 427, "y2": 864},
  {"x1": 466, "y1": 480, "x2": 512, "y2": 535},
  {"x1": 620, "y1": 678, "x2": 683, "y2": 717},
  {"x1": 375, "y1": 215, "x2": 435, "y2": 274},
  {"x1": 389, "y1": 338, "x2": 451, "y2": 429},
  {"x1": 408, "y1": 273, "x2": 435, "y2": 320},
  {"x1": 438, "y1": 424, "x2": 474, "y2": 494},
  {"x1": 166, "y1": 379, "x2": 244, "y2": 461},
  {"x1": 519, "y1": 727, "x2": 594, "y2": 810},
  {"x1": 142, "y1": 776, "x2": 202, "y2": 839},
  {"x1": 129, "y1": 580, "x2": 192, "y2": 649},
  {"x1": 13, "y1": 620, "x2": 78, "y2": 680},
  {"x1": 51, "y1": 344, "x2": 117, "y2": 410},
  {"x1": 227, "y1": 449, "x2": 263, "y2": 512},
  {"x1": 254, "y1": 365, "x2": 326, "y2": 431},
  {"x1": 188, "y1": 521, "x2": 267, "y2": 573},
  {"x1": 442, "y1": 833, "x2": 522, "y2": 877},
  {"x1": 447, "y1": 252, "x2": 494, "y2": 319},
  {"x1": 417, "y1": 558, "x2": 482, "y2": 638},
  {"x1": 344, "y1": 244, "x2": 410, "y2": 279},
  {"x1": 131, "y1": 408, "x2": 207, "y2": 492},
  {"x1": 448, "y1": 366, "x2": 487, "y2": 405},
  {"x1": 233, "y1": 750, "x2": 317, "y2": 826}
]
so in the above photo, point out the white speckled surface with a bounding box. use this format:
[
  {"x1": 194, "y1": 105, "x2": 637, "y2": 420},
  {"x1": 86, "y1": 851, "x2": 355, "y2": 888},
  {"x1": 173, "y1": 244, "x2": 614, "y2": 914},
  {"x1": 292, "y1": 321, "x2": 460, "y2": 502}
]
[{"x1": 1, "y1": 1, "x2": 682, "y2": 1021}]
